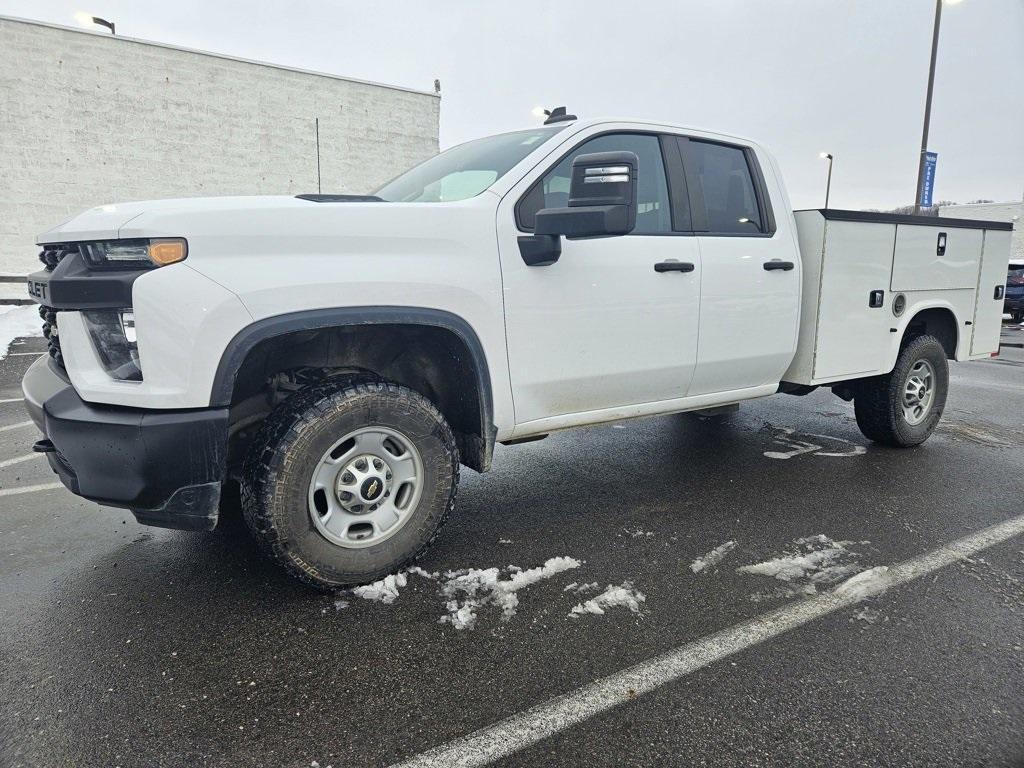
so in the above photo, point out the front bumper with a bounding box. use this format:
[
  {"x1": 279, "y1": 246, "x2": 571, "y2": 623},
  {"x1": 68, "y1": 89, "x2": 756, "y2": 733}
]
[
  {"x1": 1004, "y1": 294, "x2": 1024, "y2": 313},
  {"x1": 22, "y1": 356, "x2": 229, "y2": 531}
]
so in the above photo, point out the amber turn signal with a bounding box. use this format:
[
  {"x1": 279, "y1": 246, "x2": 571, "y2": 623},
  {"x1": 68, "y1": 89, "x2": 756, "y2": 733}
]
[{"x1": 148, "y1": 239, "x2": 188, "y2": 266}]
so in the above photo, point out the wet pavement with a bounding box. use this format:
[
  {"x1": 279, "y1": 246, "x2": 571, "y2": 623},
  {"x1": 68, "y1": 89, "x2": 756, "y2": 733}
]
[{"x1": 1, "y1": 324, "x2": 1023, "y2": 767}]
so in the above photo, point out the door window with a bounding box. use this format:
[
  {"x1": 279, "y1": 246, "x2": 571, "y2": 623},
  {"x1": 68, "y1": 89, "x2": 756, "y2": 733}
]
[
  {"x1": 517, "y1": 133, "x2": 673, "y2": 234},
  {"x1": 687, "y1": 140, "x2": 763, "y2": 234}
]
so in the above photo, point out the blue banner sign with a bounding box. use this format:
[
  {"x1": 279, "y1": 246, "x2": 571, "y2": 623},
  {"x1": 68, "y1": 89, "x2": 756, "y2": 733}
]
[{"x1": 920, "y1": 151, "x2": 938, "y2": 208}]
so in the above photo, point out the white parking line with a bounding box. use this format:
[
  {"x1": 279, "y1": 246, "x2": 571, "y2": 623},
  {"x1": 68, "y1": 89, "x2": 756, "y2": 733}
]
[
  {"x1": 0, "y1": 420, "x2": 34, "y2": 432},
  {"x1": 5, "y1": 352, "x2": 43, "y2": 357},
  {"x1": 0, "y1": 482, "x2": 63, "y2": 497},
  {"x1": 0, "y1": 397, "x2": 24, "y2": 404},
  {"x1": 0, "y1": 452, "x2": 42, "y2": 469},
  {"x1": 389, "y1": 513, "x2": 1024, "y2": 768}
]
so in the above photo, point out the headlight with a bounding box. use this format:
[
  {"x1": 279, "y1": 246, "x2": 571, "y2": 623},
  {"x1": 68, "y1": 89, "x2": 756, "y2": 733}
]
[
  {"x1": 81, "y1": 310, "x2": 142, "y2": 381},
  {"x1": 79, "y1": 238, "x2": 187, "y2": 269}
]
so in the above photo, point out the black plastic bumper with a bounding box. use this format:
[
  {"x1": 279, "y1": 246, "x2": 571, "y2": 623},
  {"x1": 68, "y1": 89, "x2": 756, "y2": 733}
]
[{"x1": 22, "y1": 356, "x2": 229, "y2": 531}]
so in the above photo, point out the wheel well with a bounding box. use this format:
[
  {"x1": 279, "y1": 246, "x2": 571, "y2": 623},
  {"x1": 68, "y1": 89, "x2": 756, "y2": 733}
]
[
  {"x1": 902, "y1": 307, "x2": 958, "y2": 359},
  {"x1": 224, "y1": 323, "x2": 492, "y2": 474}
]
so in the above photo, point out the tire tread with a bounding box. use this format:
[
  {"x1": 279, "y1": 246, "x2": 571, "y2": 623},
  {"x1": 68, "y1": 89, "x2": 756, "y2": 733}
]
[
  {"x1": 240, "y1": 378, "x2": 459, "y2": 590},
  {"x1": 853, "y1": 334, "x2": 948, "y2": 448}
]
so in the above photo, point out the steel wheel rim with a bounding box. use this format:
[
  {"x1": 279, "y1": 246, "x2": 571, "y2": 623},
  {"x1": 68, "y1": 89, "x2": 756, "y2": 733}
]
[
  {"x1": 901, "y1": 359, "x2": 935, "y2": 426},
  {"x1": 307, "y1": 426, "x2": 424, "y2": 549}
]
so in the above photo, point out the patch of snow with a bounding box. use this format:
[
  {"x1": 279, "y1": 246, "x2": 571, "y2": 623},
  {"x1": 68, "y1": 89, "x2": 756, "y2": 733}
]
[
  {"x1": 738, "y1": 535, "x2": 853, "y2": 581},
  {"x1": 497, "y1": 538, "x2": 513, "y2": 545},
  {"x1": 625, "y1": 528, "x2": 655, "y2": 538},
  {"x1": 405, "y1": 566, "x2": 438, "y2": 580},
  {"x1": 345, "y1": 567, "x2": 439, "y2": 605},
  {"x1": 737, "y1": 535, "x2": 872, "y2": 597},
  {"x1": 0, "y1": 305, "x2": 42, "y2": 361},
  {"x1": 563, "y1": 581, "x2": 599, "y2": 594},
  {"x1": 439, "y1": 556, "x2": 582, "y2": 630},
  {"x1": 690, "y1": 540, "x2": 738, "y2": 573},
  {"x1": 351, "y1": 572, "x2": 407, "y2": 604},
  {"x1": 569, "y1": 582, "x2": 645, "y2": 618},
  {"x1": 833, "y1": 566, "x2": 890, "y2": 601},
  {"x1": 334, "y1": 600, "x2": 349, "y2": 611},
  {"x1": 852, "y1": 607, "x2": 883, "y2": 624}
]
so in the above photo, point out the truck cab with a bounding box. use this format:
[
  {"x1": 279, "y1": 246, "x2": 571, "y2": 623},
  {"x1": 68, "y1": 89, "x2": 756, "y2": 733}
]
[{"x1": 21, "y1": 114, "x2": 1012, "y2": 588}]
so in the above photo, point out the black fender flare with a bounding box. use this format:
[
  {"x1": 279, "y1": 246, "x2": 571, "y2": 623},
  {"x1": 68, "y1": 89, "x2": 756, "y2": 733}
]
[{"x1": 210, "y1": 306, "x2": 496, "y2": 467}]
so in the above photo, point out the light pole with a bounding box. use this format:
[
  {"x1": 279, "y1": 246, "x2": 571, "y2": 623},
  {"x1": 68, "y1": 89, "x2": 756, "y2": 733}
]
[
  {"x1": 819, "y1": 152, "x2": 834, "y2": 210},
  {"x1": 73, "y1": 12, "x2": 116, "y2": 34},
  {"x1": 914, "y1": 0, "x2": 961, "y2": 213}
]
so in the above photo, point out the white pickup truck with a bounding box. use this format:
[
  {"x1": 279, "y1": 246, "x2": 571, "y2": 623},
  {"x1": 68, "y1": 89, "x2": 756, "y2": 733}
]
[{"x1": 22, "y1": 113, "x2": 1012, "y2": 588}]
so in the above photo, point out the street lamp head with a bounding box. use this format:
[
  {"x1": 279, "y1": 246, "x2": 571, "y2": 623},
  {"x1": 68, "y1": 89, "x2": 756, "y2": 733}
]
[
  {"x1": 531, "y1": 106, "x2": 548, "y2": 118},
  {"x1": 944, "y1": 0, "x2": 963, "y2": 5},
  {"x1": 819, "y1": 152, "x2": 833, "y2": 160}
]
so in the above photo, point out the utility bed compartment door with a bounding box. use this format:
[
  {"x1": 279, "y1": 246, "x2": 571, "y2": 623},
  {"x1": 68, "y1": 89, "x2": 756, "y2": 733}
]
[
  {"x1": 812, "y1": 221, "x2": 895, "y2": 380},
  {"x1": 970, "y1": 229, "x2": 1013, "y2": 356},
  {"x1": 891, "y1": 225, "x2": 983, "y2": 291}
]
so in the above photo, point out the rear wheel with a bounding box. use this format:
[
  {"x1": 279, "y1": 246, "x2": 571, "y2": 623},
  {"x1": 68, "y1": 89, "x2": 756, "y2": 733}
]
[
  {"x1": 853, "y1": 334, "x2": 948, "y2": 447},
  {"x1": 241, "y1": 378, "x2": 458, "y2": 589}
]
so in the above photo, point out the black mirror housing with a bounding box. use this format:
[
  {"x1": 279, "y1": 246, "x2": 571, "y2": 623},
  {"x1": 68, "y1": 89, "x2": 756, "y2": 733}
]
[
  {"x1": 533, "y1": 151, "x2": 639, "y2": 239},
  {"x1": 534, "y1": 205, "x2": 634, "y2": 239}
]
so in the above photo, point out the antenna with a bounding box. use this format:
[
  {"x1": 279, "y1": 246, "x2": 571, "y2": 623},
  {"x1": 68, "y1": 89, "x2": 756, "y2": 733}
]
[{"x1": 543, "y1": 106, "x2": 577, "y2": 125}]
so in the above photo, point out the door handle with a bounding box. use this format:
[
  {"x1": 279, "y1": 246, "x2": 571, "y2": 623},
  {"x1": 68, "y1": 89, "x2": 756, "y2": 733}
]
[
  {"x1": 654, "y1": 260, "x2": 695, "y2": 273},
  {"x1": 763, "y1": 260, "x2": 794, "y2": 271}
]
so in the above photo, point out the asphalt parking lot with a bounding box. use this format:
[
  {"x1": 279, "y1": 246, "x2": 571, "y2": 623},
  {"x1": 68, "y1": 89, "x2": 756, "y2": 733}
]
[{"x1": 1, "y1": 325, "x2": 1023, "y2": 768}]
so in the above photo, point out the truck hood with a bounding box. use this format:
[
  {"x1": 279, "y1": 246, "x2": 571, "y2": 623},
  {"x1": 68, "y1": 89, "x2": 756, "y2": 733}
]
[
  {"x1": 37, "y1": 195, "x2": 318, "y2": 244},
  {"x1": 36, "y1": 194, "x2": 498, "y2": 308}
]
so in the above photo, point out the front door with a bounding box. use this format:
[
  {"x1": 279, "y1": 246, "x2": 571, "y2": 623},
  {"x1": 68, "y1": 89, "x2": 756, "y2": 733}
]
[{"x1": 496, "y1": 130, "x2": 701, "y2": 428}]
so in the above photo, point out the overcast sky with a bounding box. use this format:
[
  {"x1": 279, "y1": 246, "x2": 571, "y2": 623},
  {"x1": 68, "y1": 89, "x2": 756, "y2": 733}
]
[{"x1": 3, "y1": 0, "x2": 1022, "y2": 210}]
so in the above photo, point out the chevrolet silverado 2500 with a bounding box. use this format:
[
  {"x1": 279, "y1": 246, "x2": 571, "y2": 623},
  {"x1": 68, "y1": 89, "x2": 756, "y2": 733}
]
[{"x1": 22, "y1": 114, "x2": 1013, "y2": 588}]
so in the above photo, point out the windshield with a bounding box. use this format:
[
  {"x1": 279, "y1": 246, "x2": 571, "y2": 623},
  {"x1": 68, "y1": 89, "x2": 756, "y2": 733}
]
[{"x1": 374, "y1": 127, "x2": 564, "y2": 203}]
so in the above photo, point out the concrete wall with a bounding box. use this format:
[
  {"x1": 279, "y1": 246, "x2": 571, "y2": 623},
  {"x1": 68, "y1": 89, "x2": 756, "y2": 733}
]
[
  {"x1": 0, "y1": 16, "x2": 439, "y2": 278},
  {"x1": 938, "y1": 201, "x2": 1023, "y2": 262}
]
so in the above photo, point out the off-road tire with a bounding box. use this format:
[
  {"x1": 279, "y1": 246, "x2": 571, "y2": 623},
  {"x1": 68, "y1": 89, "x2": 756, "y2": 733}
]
[
  {"x1": 853, "y1": 334, "x2": 948, "y2": 447},
  {"x1": 241, "y1": 378, "x2": 459, "y2": 590}
]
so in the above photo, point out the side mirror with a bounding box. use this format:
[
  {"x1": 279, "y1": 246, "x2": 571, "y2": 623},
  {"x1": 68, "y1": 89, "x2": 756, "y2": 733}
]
[
  {"x1": 517, "y1": 150, "x2": 640, "y2": 267},
  {"x1": 535, "y1": 151, "x2": 639, "y2": 239}
]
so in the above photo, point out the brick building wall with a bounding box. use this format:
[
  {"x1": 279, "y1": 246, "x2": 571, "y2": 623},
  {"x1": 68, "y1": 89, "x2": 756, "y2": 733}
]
[{"x1": 0, "y1": 16, "x2": 439, "y2": 279}]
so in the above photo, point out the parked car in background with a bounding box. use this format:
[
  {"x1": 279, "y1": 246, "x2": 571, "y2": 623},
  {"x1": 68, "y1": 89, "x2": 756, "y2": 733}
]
[{"x1": 1006, "y1": 260, "x2": 1024, "y2": 322}]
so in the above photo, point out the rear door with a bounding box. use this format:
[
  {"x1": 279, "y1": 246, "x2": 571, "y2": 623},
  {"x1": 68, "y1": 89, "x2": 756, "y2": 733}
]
[{"x1": 676, "y1": 137, "x2": 800, "y2": 396}]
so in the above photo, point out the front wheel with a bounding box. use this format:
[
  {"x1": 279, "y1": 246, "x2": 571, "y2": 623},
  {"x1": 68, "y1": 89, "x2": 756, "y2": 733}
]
[
  {"x1": 241, "y1": 379, "x2": 459, "y2": 589},
  {"x1": 853, "y1": 334, "x2": 949, "y2": 447}
]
